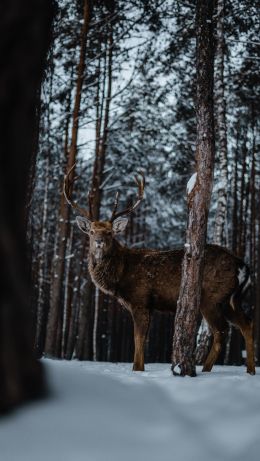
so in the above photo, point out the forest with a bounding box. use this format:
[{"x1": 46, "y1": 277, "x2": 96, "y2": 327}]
[
  {"x1": 27, "y1": 0, "x2": 260, "y2": 368},
  {"x1": 0, "y1": 0, "x2": 260, "y2": 457}
]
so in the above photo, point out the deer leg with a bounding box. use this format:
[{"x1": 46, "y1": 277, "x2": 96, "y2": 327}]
[
  {"x1": 225, "y1": 294, "x2": 255, "y2": 375},
  {"x1": 239, "y1": 322, "x2": 255, "y2": 375},
  {"x1": 200, "y1": 305, "x2": 228, "y2": 373},
  {"x1": 132, "y1": 309, "x2": 150, "y2": 372},
  {"x1": 202, "y1": 330, "x2": 227, "y2": 372}
]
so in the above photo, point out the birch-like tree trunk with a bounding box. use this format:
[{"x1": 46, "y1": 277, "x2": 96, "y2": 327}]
[
  {"x1": 91, "y1": 29, "x2": 113, "y2": 219},
  {"x1": 45, "y1": 0, "x2": 92, "y2": 356},
  {"x1": 237, "y1": 139, "x2": 247, "y2": 257},
  {"x1": 61, "y1": 227, "x2": 74, "y2": 357},
  {"x1": 35, "y1": 157, "x2": 50, "y2": 357},
  {"x1": 256, "y1": 200, "x2": 260, "y2": 363},
  {"x1": 232, "y1": 131, "x2": 239, "y2": 253},
  {"x1": 213, "y1": 0, "x2": 228, "y2": 246},
  {"x1": 249, "y1": 122, "x2": 256, "y2": 275},
  {"x1": 91, "y1": 26, "x2": 114, "y2": 360},
  {"x1": 171, "y1": 0, "x2": 215, "y2": 377}
]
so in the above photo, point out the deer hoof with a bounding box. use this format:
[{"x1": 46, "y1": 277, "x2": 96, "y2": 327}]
[
  {"x1": 202, "y1": 365, "x2": 212, "y2": 372},
  {"x1": 132, "y1": 364, "x2": 144, "y2": 372},
  {"x1": 247, "y1": 368, "x2": 255, "y2": 375}
]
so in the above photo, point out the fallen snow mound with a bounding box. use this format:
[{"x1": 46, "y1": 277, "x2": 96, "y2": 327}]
[{"x1": 1, "y1": 360, "x2": 260, "y2": 461}]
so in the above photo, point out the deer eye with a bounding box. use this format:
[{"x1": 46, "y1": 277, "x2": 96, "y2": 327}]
[{"x1": 90, "y1": 230, "x2": 94, "y2": 235}]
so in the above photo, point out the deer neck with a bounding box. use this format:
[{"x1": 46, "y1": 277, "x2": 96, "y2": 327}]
[{"x1": 88, "y1": 239, "x2": 124, "y2": 295}]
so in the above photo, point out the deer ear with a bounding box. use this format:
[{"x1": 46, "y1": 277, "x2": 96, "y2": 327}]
[
  {"x1": 112, "y1": 217, "x2": 128, "y2": 234},
  {"x1": 76, "y1": 216, "x2": 92, "y2": 234}
]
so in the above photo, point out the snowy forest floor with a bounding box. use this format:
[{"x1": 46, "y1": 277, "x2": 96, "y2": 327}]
[{"x1": 1, "y1": 360, "x2": 260, "y2": 461}]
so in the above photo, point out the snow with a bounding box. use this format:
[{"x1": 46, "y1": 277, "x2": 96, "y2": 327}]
[
  {"x1": 187, "y1": 172, "x2": 197, "y2": 195},
  {"x1": 172, "y1": 363, "x2": 182, "y2": 375},
  {"x1": 1, "y1": 360, "x2": 260, "y2": 461}
]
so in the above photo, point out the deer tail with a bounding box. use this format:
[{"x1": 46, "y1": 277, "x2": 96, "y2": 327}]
[{"x1": 230, "y1": 263, "x2": 251, "y2": 311}]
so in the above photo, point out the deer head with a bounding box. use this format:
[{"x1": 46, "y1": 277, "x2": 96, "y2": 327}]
[{"x1": 63, "y1": 164, "x2": 145, "y2": 260}]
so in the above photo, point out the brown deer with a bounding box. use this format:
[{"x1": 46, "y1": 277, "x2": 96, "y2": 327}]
[{"x1": 64, "y1": 165, "x2": 255, "y2": 375}]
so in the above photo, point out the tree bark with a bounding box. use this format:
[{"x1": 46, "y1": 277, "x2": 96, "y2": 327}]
[
  {"x1": 89, "y1": 25, "x2": 114, "y2": 361},
  {"x1": 171, "y1": 0, "x2": 215, "y2": 377},
  {"x1": 61, "y1": 227, "x2": 74, "y2": 357},
  {"x1": 228, "y1": 136, "x2": 248, "y2": 365},
  {"x1": 237, "y1": 139, "x2": 247, "y2": 257},
  {"x1": 232, "y1": 132, "x2": 239, "y2": 253},
  {"x1": 256, "y1": 200, "x2": 260, "y2": 364},
  {"x1": 195, "y1": 317, "x2": 212, "y2": 365},
  {"x1": 196, "y1": 0, "x2": 228, "y2": 365},
  {"x1": 35, "y1": 156, "x2": 50, "y2": 357},
  {"x1": 45, "y1": 0, "x2": 92, "y2": 356},
  {"x1": 213, "y1": 0, "x2": 228, "y2": 246},
  {"x1": 91, "y1": 29, "x2": 113, "y2": 219},
  {"x1": 0, "y1": 0, "x2": 54, "y2": 413}
]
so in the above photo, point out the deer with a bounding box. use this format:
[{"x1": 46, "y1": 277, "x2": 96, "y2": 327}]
[{"x1": 64, "y1": 165, "x2": 255, "y2": 375}]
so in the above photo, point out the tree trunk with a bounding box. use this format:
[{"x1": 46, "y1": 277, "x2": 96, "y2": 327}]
[
  {"x1": 171, "y1": 0, "x2": 215, "y2": 377},
  {"x1": 91, "y1": 29, "x2": 113, "y2": 219},
  {"x1": 196, "y1": 0, "x2": 228, "y2": 364},
  {"x1": 249, "y1": 151, "x2": 256, "y2": 275},
  {"x1": 213, "y1": 0, "x2": 228, "y2": 246},
  {"x1": 232, "y1": 132, "x2": 239, "y2": 253},
  {"x1": 0, "y1": 0, "x2": 54, "y2": 413},
  {"x1": 237, "y1": 139, "x2": 247, "y2": 257},
  {"x1": 90, "y1": 26, "x2": 114, "y2": 360},
  {"x1": 35, "y1": 156, "x2": 50, "y2": 357},
  {"x1": 195, "y1": 317, "x2": 212, "y2": 365},
  {"x1": 45, "y1": 0, "x2": 92, "y2": 356},
  {"x1": 77, "y1": 276, "x2": 94, "y2": 360},
  {"x1": 255, "y1": 202, "x2": 260, "y2": 364},
  {"x1": 62, "y1": 227, "x2": 74, "y2": 357}
]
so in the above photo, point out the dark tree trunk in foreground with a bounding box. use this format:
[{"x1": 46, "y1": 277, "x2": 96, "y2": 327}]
[
  {"x1": 0, "y1": 0, "x2": 54, "y2": 413},
  {"x1": 171, "y1": 0, "x2": 215, "y2": 377}
]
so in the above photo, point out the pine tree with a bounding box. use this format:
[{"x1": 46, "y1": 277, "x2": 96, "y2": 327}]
[
  {"x1": 172, "y1": 0, "x2": 215, "y2": 377},
  {"x1": 45, "y1": 0, "x2": 92, "y2": 356}
]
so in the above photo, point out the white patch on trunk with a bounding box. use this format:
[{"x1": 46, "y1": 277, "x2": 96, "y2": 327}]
[
  {"x1": 187, "y1": 172, "x2": 197, "y2": 195},
  {"x1": 173, "y1": 364, "x2": 182, "y2": 375},
  {"x1": 238, "y1": 266, "x2": 246, "y2": 285}
]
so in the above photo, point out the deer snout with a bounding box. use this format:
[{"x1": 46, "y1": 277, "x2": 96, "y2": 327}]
[{"x1": 95, "y1": 239, "x2": 104, "y2": 249}]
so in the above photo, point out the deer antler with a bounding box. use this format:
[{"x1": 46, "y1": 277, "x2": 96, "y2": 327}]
[
  {"x1": 63, "y1": 164, "x2": 93, "y2": 220},
  {"x1": 110, "y1": 172, "x2": 145, "y2": 222}
]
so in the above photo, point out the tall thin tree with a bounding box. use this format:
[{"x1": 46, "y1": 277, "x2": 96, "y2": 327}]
[
  {"x1": 171, "y1": 0, "x2": 215, "y2": 377},
  {"x1": 196, "y1": 0, "x2": 228, "y2": 364},
  {"x1": 45, "y1": 0, "x2": 92, "y2": 356}
]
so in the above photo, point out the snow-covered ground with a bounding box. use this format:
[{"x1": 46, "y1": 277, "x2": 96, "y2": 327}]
[{"x1": 1, "y1": 360, "x2": 260, "y2": 461}]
